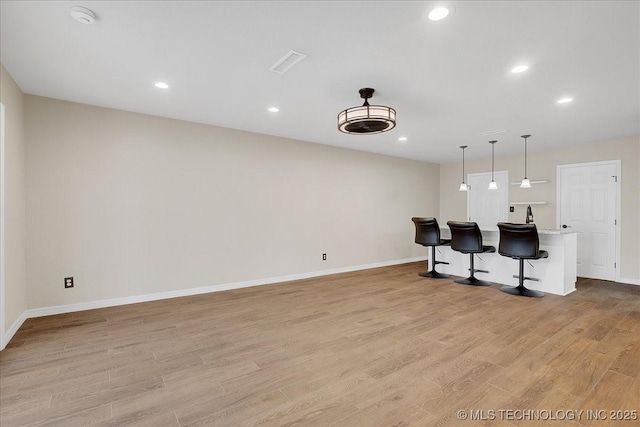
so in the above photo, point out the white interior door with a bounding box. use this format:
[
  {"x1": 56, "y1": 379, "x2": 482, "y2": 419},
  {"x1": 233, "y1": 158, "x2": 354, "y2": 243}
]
[
  {"x1": 467, "y1": 171, "x2": 508, "y2": 230},
  {"x1": 558, "y1": 161, "x2": 618, "y2": 281}
]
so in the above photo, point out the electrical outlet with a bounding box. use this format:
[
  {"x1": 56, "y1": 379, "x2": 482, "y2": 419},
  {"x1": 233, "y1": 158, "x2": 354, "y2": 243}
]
[
  {"x1": 322, "y1": 253, "x2": 326, "y2": 261},
  {"x1": 510, "y1": 206, "x2": 515, "y2": 212},
  {"x1": 64, "y1": 277, "x2": 74, "y2": 288}
]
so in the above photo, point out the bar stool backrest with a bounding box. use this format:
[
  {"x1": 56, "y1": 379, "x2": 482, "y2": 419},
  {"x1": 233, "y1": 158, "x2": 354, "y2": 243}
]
[
  {"x1": 412, "y1": 217, "x2": 441, "y2": 246},
  {"x1": 447, "y1": 221, "x2": 483, "y2": 253},
  {"x1": 497, "y1": 222, "x2": 541, "y2": 259}
]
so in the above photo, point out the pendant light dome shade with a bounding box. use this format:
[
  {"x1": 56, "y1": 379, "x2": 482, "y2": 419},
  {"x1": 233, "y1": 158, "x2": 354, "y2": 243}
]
[{"x1": 338, "y1": 88, "x2": 396, "y2": 134}]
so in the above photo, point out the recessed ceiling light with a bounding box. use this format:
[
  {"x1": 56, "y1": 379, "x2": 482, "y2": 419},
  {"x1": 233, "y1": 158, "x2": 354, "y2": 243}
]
[
  {"x1": 557, "y1": 97, "x2": 573, "y2": 104},
  {"x1": 154, "y1": 82, "x2": 170, "y2": 89},
  {"x1": 268, "y1": 107, "x2": 280, "y2": 113},
  {"x1": 398, "y1": 137, "x2": 408, "y2": 142},
  {"x1": 428, "y1": 7, "x2": 450, "y2": 21},
  {"x1": 511, "y1": 65, "x2": 529, "y2": 73}
]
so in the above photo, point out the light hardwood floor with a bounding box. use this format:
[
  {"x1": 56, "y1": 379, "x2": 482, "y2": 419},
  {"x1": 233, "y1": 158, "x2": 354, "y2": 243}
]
[{"x1": 1, "y1": 262, "x2": 639, "y2": 426}]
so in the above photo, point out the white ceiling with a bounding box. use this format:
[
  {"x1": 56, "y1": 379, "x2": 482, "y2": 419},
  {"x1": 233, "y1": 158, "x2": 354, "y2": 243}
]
[{"x1": 1, "y1": 1, "x2": 638, "y2": 163}]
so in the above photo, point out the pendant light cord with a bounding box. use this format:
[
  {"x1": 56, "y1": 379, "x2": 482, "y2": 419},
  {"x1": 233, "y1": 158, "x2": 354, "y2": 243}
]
[
  {"x1": 491, "y1": 142, "x2": 495, "y2": 181},
  {"x1": 459, "y1": 145, "x2": 468, "y2": 190},
  {"x1": 524, "y1": 137, "x2": 528, "y2": 179}
]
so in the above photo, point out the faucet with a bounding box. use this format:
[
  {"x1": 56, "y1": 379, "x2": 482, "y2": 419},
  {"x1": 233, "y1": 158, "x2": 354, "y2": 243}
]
[{"x1": 526, "y1": 205, "x2": 534, "y2": 224}]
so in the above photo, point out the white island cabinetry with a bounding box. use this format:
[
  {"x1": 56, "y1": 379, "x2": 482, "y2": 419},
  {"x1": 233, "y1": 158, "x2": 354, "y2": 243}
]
[{"x1": 429, "y1": 229, "x2": 578, "y2": 296}]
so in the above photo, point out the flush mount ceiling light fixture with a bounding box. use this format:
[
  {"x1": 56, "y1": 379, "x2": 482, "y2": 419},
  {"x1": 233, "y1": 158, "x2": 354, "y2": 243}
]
[
  {"x1": 70, "y1": 6, "x2": 96, "y2": 24},
  {"x1": 338, "y1": 88, "x2": 396, "y2": 134}
]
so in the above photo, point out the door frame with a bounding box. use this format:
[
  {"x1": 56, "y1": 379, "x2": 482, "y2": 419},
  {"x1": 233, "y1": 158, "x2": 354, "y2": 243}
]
[
  {"x1": 556, "y1": 160, "x2": 621, "y2": 282},
  {"x1": 0, "y1": 102, "x2": 5, "y2": 349}
]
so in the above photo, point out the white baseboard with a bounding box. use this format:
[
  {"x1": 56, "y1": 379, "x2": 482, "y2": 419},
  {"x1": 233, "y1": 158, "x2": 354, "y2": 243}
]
[
  {"x1": 23, "y1": 256, "x2": 428, "y2": 321},
  {"x1": 1, "y1": 311, "x2": 27, "y2": 350},
  {"x1": 618, "y1": 277, "x2": 640, "y2": 286}
]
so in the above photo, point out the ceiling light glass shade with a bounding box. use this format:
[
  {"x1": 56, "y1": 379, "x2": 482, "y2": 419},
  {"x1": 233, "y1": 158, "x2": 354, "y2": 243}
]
[
  {"x1": 511, "y1": 65, "x2": 529, "y2": 73},
  {"x1": 520, "y1": 178, "x2": 531, "y2": 188},
  {"x1": 338, "y1": 88, "x2": 396, "y2": 134},
  {"x1": 488, "y1": 180, "x2": 498, "y2": 190},
  {"x1": 459, "y1": 182, "x2": 469, "y2": 191}
]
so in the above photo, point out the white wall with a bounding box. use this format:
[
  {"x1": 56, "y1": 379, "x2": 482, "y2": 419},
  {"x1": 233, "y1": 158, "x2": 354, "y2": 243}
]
[
  {"x1": 0, "y1": 64, "x2": 28, "y2": 345},
  {"x1": 439, "y1": 136, "x2": 640, "y2": 282},
  {"x1": 25, "y1": 95, "x2": 440, "y2": 310}
]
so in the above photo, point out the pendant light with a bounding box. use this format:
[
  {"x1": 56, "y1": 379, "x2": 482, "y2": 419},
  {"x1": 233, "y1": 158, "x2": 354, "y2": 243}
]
[
  {"x1": 459, "y1": 145, "x2": 468, "y2": 191},
  {"x1": 488, "y1": 140, "x2": 498, "y2": 190},
  {"x1": 520, "y1": 134, "x2": 531, "y2": 188}
]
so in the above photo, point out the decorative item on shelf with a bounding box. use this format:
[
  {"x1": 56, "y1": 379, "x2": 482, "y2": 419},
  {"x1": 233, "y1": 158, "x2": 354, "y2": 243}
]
[
  {"x1": 488, "y1": 140, "x2": 498, "y2": 190},
  {"x1": 520, "y1": 134, "x2": 531, "y2": 188},
  {"x1": 526, "y1": 205, "x2": 534, "y2": 224},
  {"x1": 338, "y1": 88, "x2": 396, "y2": 134},
  {"x1": 459, "y1": 145, "x2": 469, "y2": 191}
]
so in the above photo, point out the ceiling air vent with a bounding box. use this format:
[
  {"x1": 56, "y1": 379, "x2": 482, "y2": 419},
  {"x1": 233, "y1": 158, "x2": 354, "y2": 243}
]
[
  {"x1": 269, "y1": 50, "x2": 306, "y2": 74},
  {"x1": 478, "y1": 129, "x2": 506, "y2": 137}
]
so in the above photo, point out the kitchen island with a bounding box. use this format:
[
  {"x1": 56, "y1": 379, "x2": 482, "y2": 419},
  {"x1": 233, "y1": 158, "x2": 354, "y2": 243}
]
[{"x1": 429, "y1": 228, "x2": 578, "y2": 296}]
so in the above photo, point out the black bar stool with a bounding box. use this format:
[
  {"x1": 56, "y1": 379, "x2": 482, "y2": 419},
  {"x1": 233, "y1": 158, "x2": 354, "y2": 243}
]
[
  {"x1": 411, "y1": 217, "x2": 451, "y2": 278},
  {"x1": 496, "y1": 222, "x2": 548, "y2": 298},
  {"x1": 447, "y1": 221, "x2": 496, "y2": 286}
]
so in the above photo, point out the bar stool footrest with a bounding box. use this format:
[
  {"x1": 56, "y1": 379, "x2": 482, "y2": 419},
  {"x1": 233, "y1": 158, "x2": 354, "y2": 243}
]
[{"x1": 512, "y1": 275, "x2": 539, "y2": 282}]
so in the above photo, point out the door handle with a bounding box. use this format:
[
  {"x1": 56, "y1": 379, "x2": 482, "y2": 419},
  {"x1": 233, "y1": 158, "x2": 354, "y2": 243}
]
[{"x1": 562, "y1": 224, "x2": 571, "y2": 228}]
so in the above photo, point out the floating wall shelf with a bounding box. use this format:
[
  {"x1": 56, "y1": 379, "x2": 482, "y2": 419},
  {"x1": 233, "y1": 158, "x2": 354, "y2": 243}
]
[
  {"x1": 510, "y1": 201, "x2": 548, "y2": 205},
  {"x1": 510, "y1": 179, "x2": 550, "y2": 186}
]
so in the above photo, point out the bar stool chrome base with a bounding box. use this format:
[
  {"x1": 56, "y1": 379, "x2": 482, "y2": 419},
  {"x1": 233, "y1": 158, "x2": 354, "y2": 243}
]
[
  {"x1": 420, "y1": 270, "x2": 450, "y2": 279},
  {"x1": 419, "y1": 249, "x2": 450, "y2": 278},
  {"x1": 500, "y1": 284, "x2": 544, "y2": 298},
  {"x1": 455, "y1": 276, "x2": 491, "y2": 286}
]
